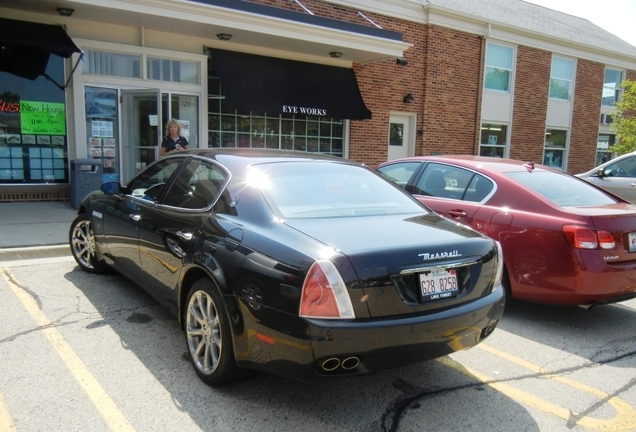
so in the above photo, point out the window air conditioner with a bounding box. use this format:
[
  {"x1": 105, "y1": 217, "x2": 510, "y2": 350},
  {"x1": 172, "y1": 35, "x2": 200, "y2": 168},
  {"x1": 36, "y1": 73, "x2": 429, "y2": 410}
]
[{"x1": 600, "y1": 114, "x2": 613, "y2": 125}]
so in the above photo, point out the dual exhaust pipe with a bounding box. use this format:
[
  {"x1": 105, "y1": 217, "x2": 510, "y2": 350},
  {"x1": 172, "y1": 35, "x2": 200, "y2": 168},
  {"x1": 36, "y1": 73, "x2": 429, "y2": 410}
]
[{"x1": 321, "y1": 356, "x2": 360, "y2": 371}]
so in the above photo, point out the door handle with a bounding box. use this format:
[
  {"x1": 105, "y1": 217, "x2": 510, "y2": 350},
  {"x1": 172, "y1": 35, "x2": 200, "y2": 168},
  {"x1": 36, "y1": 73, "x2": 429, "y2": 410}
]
[
  {"x1": 630, "y1": 183, "x2": 636, "y2": 187},
  {"x1": 177, "y1": 231, "x2": 193, "y2": 241},
  {"x1": 447, "y1": 209, "x2": 467, "y2": 218},
  {"x1": 129, "y1": 214, "x2": 141, "y2": 221}
]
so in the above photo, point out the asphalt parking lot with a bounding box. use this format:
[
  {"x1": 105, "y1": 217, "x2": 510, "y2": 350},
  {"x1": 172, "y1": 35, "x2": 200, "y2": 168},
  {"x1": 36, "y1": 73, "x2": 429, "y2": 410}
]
[{"x1": 1, "y1": 255, "x2": 635, "y2": 432}]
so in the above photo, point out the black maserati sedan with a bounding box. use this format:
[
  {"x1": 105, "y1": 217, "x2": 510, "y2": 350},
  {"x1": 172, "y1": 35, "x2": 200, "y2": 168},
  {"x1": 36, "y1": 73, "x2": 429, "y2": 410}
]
[{"x1": 69, "y1": 149, "x2": 505, "y2": 385}]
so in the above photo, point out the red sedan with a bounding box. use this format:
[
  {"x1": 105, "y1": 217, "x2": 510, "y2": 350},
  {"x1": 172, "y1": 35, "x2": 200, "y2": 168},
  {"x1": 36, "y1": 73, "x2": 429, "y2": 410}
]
[{"x1": 377, "y1": 155, "x2": 636, "y2": 307}]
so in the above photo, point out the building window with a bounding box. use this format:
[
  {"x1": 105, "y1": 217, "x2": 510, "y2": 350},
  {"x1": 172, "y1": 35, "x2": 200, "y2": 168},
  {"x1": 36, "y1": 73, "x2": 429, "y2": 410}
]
[
  {"x1": 543, "y1": 129, "x2": 568, "y2": 169},
  {"x1": 147, "y1": 57, "x2": 200, "y2": 84},
  {"x1": 602, "y1": 69, "x2": 624, "y2": 107},
  {"x1": 479, "y1": 123, "x2": 508, "y2": 158},
  {"x1": 82, "y1": 50, "x2": 141, "y2": 78},
  {"x1": 484, "y1": 43, "x2": 513, "y2": 92},
  {"x1": 207, "y1": 67, "x2": 344, "y2": 156},
  {"x1": 549, "y1": 57, "x2": 574, "y2": 101},
  {"x1": 597, "y1": 134, "x2": 616, "y2": 165},
  {"x1": 0, "y1": 56, "x2": 68, "y2": 184}
]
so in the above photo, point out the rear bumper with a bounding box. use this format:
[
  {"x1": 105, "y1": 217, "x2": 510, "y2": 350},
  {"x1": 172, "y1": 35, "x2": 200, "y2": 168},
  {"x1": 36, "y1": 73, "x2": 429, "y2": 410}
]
[
  {"x1": 512, "y1": 257, "x2": 636, "y2": 306},
  {"x1": 234, "y1": 286, "x2": 505, "y2": 380}
]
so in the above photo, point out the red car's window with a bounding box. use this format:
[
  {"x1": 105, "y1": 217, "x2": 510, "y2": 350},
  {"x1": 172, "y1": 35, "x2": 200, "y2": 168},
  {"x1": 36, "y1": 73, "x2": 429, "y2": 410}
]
[
  {"x1": 508, "y1": 171, "x2": 619, "y2": 206},
  {"x1": 415, "y1": 163, "x2": 475, "y2": 200}
]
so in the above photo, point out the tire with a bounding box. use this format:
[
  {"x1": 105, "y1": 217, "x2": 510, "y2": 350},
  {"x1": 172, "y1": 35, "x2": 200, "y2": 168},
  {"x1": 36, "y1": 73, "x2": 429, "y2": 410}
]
[
  {"x1": 184, "y1": 278, "x2": 252, "y2": 385},
  {"x1": 69, "y1": 213, "x2": 108, "y2": 273}
]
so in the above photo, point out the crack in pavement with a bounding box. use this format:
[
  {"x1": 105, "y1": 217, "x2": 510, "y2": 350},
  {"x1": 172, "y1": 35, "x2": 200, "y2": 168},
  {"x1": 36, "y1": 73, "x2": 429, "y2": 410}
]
[{"x1": 380, "y1": 347, "x2": 636, "y2": 432}]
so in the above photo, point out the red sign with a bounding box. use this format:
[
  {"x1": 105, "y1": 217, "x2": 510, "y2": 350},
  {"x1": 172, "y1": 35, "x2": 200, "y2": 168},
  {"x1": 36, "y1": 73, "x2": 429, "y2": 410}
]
[{"x1": 0, "y1": 100, "x2": 20, "y2": 113}]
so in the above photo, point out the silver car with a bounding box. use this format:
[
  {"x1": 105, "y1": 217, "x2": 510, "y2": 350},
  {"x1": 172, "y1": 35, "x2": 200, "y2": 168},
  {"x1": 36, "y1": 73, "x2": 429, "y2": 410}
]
[{"x1": 577, "y1": 152, "x2": 636, "y2": 203}]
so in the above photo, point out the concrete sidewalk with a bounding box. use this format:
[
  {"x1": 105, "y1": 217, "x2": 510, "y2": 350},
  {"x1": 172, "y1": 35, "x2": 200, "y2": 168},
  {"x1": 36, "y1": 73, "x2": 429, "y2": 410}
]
[{"x1": 0, "y1": 201, "x2": 78, "y2": 261}]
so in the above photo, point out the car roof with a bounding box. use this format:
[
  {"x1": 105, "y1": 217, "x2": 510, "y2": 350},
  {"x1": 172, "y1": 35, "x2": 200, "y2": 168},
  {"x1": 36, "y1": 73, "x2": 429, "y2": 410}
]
[
  {"x1": 184, "y1": 148, "x2": 352, "y2": 165},
  {"x1": 385, "y1": 155, "x2": 555, "y2": 176}
]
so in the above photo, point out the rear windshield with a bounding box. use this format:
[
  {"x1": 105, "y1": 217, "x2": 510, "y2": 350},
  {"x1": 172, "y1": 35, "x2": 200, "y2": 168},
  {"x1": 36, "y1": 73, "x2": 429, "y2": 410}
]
[
  {"x1": 507, "y1": 171, "x2": 618, "y2": 207},
  {"x1": 250, "y1": 161, "x2": 427, "y2": 218}
]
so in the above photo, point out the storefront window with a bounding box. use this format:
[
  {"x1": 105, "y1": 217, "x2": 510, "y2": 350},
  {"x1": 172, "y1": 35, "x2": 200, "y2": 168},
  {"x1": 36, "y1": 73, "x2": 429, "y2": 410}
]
[
  {"x1": 207, "y1": 71, "x2": 344, "y2": 156},
  {"x1": 85, "y1": 87, "x2": 119, "y2": 182},
  {"x1": 0, "y1": 56, "x2": 68, "y2": 183},
  {"x1": 479, "y1": 123, "x2": 508, "y2": 158}
]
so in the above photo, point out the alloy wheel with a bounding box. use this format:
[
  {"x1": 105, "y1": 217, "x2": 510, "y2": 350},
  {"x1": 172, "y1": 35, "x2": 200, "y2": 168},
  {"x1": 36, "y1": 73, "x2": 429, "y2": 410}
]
[{"x1": 186, "y1": 290, "x2": 222, "y2": 375}]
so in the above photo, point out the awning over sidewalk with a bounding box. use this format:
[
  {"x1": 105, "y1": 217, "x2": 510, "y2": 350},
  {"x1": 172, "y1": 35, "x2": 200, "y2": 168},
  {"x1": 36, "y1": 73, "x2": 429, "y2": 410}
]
[
  {"x1": 208, "y1": 48, "x2": 372, "y2": 120},
  {"x1": 0, "y1": 17, "x2": 81, "y2": 80}
]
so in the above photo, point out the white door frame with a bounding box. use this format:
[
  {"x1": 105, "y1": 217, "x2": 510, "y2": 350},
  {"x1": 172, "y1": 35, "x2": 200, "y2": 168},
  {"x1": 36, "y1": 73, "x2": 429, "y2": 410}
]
[{"x1": 387, "y1": 112, "x2": 417, "y2": 161}]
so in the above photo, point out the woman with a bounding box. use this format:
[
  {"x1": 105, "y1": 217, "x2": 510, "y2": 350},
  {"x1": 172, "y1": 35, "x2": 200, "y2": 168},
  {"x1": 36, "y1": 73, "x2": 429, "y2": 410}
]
[{"x1": 161, "y1": 119, "x2": 189, "y2": 156}]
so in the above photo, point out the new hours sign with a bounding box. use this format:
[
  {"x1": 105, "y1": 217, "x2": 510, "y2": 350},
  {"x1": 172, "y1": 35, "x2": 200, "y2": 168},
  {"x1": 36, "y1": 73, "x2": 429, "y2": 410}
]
[{"x1": 20, "y1": 101, "x2": 66, "y2": 135}]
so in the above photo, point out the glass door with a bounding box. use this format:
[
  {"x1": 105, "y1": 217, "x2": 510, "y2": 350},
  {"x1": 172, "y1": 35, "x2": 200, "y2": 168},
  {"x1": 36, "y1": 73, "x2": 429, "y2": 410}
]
[
  {"x1": 122, "y1": 89, "x2": 161, "y2": 182},
  {"x1": 161, "y1": 93, "x2": 200, "y2": 149}
]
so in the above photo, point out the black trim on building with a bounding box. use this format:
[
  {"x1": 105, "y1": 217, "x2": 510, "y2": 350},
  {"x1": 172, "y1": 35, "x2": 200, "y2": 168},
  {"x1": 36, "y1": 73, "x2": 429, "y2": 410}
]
[
  {"x1": 209, "y1": 48, "x2": 372, "y2": 120},
  {"x1": 192, "y1": 0, "x2": 402, "y2": 42},
  {"x1": 0, "y1": 18, "x2": 81, "y2": 80}
]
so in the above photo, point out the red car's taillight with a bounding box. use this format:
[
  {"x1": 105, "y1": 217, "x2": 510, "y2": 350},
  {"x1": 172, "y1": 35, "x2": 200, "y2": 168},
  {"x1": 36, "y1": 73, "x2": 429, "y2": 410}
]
[
  {"x1": 299, "y1": 259, "x2": 355, "y2": 319},
  {"x1": 562, "y1": 225, "x2": 615, "y2": 250}
]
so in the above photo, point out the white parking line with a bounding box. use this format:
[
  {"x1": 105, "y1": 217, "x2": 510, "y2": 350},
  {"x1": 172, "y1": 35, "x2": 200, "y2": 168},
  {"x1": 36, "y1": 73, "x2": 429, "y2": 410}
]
[{"x1": 0, "y1": 268, "x2": 135, "y2": 432}]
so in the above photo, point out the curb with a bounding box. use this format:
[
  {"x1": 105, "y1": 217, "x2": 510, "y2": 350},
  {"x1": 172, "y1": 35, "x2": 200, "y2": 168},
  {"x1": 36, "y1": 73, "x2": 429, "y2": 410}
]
[{"x1": 0, "y1": 245, "x2": 71, "y2": 262}]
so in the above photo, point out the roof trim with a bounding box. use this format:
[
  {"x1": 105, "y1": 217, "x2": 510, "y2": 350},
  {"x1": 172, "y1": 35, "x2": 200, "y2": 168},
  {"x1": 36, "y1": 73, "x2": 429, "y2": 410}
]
[{"x1": 189, "y1": 0, "x2": 403, "y2": 41}]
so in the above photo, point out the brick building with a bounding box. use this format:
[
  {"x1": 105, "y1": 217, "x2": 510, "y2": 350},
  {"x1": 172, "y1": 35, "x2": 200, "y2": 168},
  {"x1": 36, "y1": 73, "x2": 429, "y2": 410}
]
[{"x1": 1, "y1": 0, "x2": 635, "y2": 201}]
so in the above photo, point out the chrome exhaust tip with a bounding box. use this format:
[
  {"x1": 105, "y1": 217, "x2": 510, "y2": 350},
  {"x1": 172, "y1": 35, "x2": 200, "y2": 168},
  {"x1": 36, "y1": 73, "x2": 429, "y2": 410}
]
[
  {"x1": 321, "y1": 357, "x2": 341, "y2": 371},
  {"x1": 341, "y1": 356, "x2": 360, "y2": 370}
]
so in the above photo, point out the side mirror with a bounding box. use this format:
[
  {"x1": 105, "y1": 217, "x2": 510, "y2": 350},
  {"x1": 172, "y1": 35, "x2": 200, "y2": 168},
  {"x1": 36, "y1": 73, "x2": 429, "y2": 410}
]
[
  {"x1": 101, "y1": 181, "x2": 124, "y2": 195},
  {"x1": 596, "y1": 168, "x2": 606, "y2": 178}
]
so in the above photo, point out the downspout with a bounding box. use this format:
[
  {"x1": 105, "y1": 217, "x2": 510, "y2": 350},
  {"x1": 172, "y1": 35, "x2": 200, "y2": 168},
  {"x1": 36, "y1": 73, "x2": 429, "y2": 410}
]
[{"x1": 474, "y1": 23, "x2": 489, "y2": 155}]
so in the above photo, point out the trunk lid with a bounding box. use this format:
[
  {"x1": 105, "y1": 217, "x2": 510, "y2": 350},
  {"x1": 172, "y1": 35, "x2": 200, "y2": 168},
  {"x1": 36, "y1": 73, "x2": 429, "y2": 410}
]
[{"x1": 284, "y1": 213, "x2": 500, "y2": 317}]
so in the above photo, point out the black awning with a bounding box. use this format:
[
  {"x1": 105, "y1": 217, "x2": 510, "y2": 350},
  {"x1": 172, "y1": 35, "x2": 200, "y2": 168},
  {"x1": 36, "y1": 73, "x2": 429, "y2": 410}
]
[
  {"x1": 209, "y1": 49, "x2": 371, "y2": 120},
  {"x1": 0, "y1": 18, "x2": 81, "y2": 80}
]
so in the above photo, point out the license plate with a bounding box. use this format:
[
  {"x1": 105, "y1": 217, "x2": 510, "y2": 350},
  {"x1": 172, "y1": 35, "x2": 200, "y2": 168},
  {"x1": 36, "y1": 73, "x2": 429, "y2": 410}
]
[
  {"x1": 629, "y1": 232, "x2": 636, "y2": 252},
  {"x1": 419, "y1": 269, "x2": 459, "y2": 302}
]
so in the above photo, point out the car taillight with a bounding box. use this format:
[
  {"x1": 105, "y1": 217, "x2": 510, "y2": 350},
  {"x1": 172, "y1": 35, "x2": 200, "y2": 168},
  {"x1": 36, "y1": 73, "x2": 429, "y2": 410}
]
[
  {"x1": 299, "y1": 259, "x2": 355, "y2": 319},
  {"x1": 562, "y1": 225, "x2": 615, "y2": 250}
]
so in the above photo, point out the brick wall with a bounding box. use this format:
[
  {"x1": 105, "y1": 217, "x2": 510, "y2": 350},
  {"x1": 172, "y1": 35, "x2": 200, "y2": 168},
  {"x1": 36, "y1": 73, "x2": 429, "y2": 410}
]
[
  {"x1": 510, "y1": 46, "x2": 551, "y2": 162},
  {"x1": 569, "y1": 59, "x2": 604, "y2": 174},
  {"x1": 351, "y1": 21, "x2": 427, "y2": 166},
  {"x1": 419, "y1": 25, "x2": 482, "y2": 156}
]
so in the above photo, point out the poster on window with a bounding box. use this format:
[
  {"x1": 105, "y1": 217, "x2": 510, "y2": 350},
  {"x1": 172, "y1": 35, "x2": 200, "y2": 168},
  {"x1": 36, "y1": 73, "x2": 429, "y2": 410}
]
[
  {"x1": 91, "y1": 121, "x2": 113, "y2": 138},
  {"x1": 86, "y1": 90, "x2": 117, "y2": 119},
  {"x1": 20, "y1": 101, "x2": 66, "y2": 135},
  {"x1": 177, "y1": 120, "x2": 190, "y2": 141}
]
